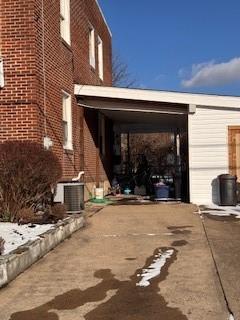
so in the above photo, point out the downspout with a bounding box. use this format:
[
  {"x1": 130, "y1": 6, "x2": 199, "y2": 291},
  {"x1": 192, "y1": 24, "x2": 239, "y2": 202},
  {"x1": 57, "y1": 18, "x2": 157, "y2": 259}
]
[{"x1": 41, "y1": 0, "x2": 47, "y2": 137}]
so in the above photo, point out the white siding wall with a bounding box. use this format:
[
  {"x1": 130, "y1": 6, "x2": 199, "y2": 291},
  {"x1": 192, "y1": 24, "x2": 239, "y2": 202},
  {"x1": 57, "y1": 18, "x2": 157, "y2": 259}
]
[{"x1": 189, "y1": 106, "x2": 240, "y2": 205}]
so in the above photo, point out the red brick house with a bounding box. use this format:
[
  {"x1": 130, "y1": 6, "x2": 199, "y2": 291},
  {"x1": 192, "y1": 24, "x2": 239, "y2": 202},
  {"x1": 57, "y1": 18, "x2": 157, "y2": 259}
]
[
  {"x1": 1, "y1": 1, "x2": 240, "y2": 206},
  {"x1": 0, "y1": 0, "x2": 113, "y2": 199}
]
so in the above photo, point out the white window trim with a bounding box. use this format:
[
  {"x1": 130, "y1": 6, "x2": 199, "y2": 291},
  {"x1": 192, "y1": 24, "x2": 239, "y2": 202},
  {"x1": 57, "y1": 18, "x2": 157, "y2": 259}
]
[
  {"x1": 60, "y1": 0, "x2": 71, "y2": 45},
  {"x1": 97, "y1": 36, "x2": 103, "y2": 80},
  {"x1": 89, "y1": 26, "x2": 96, "y2": 68},
  {"x1": 62, "y1": 91, "x2": 73, "y2": 150},
  {"x1": 0, "y1": 58, "x2": 5, "y2": 88}
]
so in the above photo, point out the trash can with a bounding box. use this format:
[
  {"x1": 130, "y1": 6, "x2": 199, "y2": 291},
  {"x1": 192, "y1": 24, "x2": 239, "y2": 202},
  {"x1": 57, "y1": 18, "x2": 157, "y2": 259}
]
[
  {"x1": 219, "y1": 174, "x2": 237, "y2": 206},
  {"x1": 154, "y1": 183, "x2": 169, "y2": 199}
]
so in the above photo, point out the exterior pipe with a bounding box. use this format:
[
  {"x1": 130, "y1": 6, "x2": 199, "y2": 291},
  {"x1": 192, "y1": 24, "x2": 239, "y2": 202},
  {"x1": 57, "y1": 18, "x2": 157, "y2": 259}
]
[{"x1": 72, "y1": 171, "x2": 85, "y2": 182}]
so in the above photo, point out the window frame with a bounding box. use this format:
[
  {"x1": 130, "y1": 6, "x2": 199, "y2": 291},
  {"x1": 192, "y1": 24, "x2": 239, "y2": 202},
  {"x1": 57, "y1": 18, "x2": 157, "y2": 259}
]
[
  {"x1": 97, "y1": 36, "x2": 104, "y2": 80},
  {"x1": 0, "y1": 58, "x2": 4, "y2": 88},
  {"x1": 89, "y1": 26, "x2": 96, "y2": 68},
  {"x1": 62, "y1": 91, "x2": 73, "y2": 150},
  {"x1": 60, "y1": 0, "x2": 71, "y2": 45}
]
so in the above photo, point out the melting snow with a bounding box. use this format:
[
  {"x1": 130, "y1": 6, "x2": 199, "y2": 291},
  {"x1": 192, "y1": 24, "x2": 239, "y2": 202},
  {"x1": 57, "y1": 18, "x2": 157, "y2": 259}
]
[
  {"x1": 229, "y1": 314, "x2": 235, "y2": 320},
  {"x1": 201, "y1": 205, "x2": 240, "y2": 219},
  {"x1": 136, "y1": 249, "x2": 174, "y2": 287},
  {"x1": 103, "y1": 233, "x2": 160, "y2": 238},
  {"x1": 0, "y1": 223, "x2": 54, "y2": 255}
]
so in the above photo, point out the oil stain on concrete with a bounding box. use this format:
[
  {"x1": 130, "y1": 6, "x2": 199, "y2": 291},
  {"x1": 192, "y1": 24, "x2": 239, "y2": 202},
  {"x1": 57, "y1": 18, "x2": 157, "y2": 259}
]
[
  {"x1": 167, "y1": 226, "x2": 193, "y2": 235},
  {"x1": 171, "y1": 240, "x2": 188, "y2": 247},
  {"x1": 10, "y1": 248, "x2": 188, "y2": 320}
]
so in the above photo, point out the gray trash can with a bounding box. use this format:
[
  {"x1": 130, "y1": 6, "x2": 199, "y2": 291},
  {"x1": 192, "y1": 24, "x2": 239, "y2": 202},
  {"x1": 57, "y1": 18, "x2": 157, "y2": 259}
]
[{"x1": 219, "y1": 174, "x2": 237, "y2": 206}]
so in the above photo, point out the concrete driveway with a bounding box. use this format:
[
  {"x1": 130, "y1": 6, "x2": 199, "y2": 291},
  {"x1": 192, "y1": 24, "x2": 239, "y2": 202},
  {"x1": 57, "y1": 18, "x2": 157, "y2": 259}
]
[
  {"x1": 0, "y1": 203, "x2": 231, "y2": 320},
  {"x1": 202, "y1": 212, "x2": 240, "y2": 320}
]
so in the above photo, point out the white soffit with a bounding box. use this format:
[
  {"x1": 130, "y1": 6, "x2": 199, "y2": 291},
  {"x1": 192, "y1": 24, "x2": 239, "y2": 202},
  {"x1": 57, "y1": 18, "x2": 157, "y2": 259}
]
[{"x1": 74, "y1": 85, "x2": 240, "y2": 109}]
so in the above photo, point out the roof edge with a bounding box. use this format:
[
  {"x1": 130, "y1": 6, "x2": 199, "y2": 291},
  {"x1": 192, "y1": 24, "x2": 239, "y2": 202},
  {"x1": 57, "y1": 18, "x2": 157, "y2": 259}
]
[
  {"x1": 74, "y1": 84, "x2": 240, "y2": 109},
  {"x1": 94, "y1": 0, "x2": 112, "y2": 37}
]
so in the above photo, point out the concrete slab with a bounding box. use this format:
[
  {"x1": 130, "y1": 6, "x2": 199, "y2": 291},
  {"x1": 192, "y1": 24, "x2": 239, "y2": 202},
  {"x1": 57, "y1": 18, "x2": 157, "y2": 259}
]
[
  {"x1": 0, "y1": 216, "x2": 85, "y2": 288},
  {"x1": 0, "y1": 203, "x2": 229, "y2": 320},
  {"x1": 203, "y1": 214, "x2": 240, "y2": 319}
]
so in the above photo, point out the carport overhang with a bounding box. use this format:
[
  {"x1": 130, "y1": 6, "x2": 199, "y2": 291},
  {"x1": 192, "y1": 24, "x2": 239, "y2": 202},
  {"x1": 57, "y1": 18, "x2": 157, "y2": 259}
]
[
  {"x1": 74, "y1": 85, "x2": 195, "y2": 115},
  {"x1": 74, "y1": 84, "x2": 240, "y2": 112},
  {"x1": 74, "y1": 85, "x2": 198, "y2": 133}
]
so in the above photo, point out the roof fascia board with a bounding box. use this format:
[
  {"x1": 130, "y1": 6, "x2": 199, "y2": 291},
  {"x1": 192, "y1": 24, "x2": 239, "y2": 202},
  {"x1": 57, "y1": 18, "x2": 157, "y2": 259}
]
[
  {"x1": 75, "y1": 85, "x2": 240, "y2": 109},
  {"x1": 94, "y1": 0, "x2": 112, "y2": 37}
]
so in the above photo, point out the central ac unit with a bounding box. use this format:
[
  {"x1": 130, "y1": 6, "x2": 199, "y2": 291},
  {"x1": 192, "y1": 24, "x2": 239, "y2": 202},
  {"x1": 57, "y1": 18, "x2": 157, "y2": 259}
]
[{"x1": 54, "y1": 182, "x2": 84, "y2": 213}]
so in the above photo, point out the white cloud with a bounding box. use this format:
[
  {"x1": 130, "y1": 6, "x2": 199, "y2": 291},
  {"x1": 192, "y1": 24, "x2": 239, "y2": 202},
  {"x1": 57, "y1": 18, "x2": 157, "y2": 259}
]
[{"x1": 181, "y1": 57, "x2": 240, "y2": 88}]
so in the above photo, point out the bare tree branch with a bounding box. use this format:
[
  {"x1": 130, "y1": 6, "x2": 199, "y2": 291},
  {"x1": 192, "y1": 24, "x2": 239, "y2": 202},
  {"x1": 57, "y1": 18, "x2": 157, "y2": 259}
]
[{"x1": 112, "y1": 52, "x2": 137, "y2": 88}]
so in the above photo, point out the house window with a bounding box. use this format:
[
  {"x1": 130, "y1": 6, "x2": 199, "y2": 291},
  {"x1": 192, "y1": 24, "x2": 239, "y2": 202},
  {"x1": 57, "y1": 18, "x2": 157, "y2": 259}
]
[
  {"x1": 60, "y1": 0, "x2": 71, "y2": 44},
  {"x1": 62, "y1": 91, "x2": 72, "y2": 150},
  {"x1": 0, "y1": 58, "x2": 4, "y2": 88},
  {"x1": 97, "y1": 36, "x2": 103, "y2": 80},
  {"x1": 89, "y1": 27, "x2": 95, "y2": 68},
  {"x1": 99, "y1": 113, "x2": 105, "y2": 156}
]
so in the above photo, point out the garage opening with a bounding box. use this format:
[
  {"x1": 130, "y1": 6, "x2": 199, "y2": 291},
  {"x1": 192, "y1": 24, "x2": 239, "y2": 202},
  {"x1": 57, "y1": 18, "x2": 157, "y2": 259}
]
[
  {"x1": 102, "y1": 110, "x2": 189, "y2": 202},
  {"x1": 75, "y1": 85, "x2": 192, "y2": 203}
]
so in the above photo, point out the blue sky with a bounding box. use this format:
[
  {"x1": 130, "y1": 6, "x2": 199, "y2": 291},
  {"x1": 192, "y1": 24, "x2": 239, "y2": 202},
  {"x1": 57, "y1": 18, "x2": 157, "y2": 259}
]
[{"x1": 98, "y1": 0, "x2": 240, "y2": 95}]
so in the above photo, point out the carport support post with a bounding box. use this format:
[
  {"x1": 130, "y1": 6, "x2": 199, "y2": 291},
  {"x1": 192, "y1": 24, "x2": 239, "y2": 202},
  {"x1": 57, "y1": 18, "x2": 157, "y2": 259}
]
[
  {"x1": 127, "y1": 132, "x2": 130, "y2": 171},
  {"x1": 174, "y1": 130, "x2": 182, "y2": 200}
]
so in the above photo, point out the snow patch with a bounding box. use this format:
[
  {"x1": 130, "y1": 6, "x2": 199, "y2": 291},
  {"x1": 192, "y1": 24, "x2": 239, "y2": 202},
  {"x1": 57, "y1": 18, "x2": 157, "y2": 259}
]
[
  {"x1": 201, "y1": 205, "x2": 240, "y2": 219},
  {"x1": 136, "y1": 249, "x2": 174, "y2": 287},
  {"x1": 0, "y1": 223, "x2": 54, "y2": 255},
  {"x1": 163, "y1": 232, "x2": 174, "y2": 236},
  {"x1": 229, "y1": 314, "x2": 235, "y2": 320},
  {"x1": 103, "y1": 234, "x2": 119, "y2": 238},
  {"x1": 103, "y1": 233, "x2": 161, "y2": 238}
]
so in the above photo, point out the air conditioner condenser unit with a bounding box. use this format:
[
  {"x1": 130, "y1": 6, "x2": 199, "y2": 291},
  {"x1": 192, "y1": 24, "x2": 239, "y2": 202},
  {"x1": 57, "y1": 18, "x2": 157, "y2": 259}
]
[{"x1": 54, "y1": 182, "x2": 84, "y2": 213}]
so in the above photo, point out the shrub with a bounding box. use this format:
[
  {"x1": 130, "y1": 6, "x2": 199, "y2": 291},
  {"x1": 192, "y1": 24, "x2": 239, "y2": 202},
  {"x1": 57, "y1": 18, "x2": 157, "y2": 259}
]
[
  {"x1": 49, "y1": 203, "x2": 66, "y2": 222},
  {"x1": 16, "y1": 208, "x2": 38, "y2": 225},
  {"x1": 0, "y1": 140, "x2": 62, "y2": 222},
  {"x1": 0, "y1": 237, "x2": 5, "y2": 255}
]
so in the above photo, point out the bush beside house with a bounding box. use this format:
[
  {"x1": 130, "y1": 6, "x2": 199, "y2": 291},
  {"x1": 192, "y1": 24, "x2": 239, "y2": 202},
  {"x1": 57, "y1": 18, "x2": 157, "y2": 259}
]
[{"x1": 0, "y1": 140, "x2": 64, "y2": 223}]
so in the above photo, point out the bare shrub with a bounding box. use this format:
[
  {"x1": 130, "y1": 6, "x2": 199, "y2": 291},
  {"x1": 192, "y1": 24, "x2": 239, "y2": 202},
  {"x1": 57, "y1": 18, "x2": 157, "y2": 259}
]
[
  {"x1": 0, "y1": 237, "x2": 5, "y2": 255},
  {"x1": 49, "y1": 204, "x2": 66, "y2": 221},
  {"x1": 0, "y1": 141, "x2": 62, "y2": 222},
  {"x1": 16, "y1": 208, "x2": 37, "y2": 225}
]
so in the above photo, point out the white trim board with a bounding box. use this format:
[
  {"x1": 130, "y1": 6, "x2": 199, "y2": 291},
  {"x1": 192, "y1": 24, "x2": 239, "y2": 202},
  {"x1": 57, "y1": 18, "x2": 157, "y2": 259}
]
[
  {"x1": 94, "y1": 0, "x2": 112, "y2": 37},
  {"x1": 75, "y1": 85, "x2": 240, "y2": 109}
]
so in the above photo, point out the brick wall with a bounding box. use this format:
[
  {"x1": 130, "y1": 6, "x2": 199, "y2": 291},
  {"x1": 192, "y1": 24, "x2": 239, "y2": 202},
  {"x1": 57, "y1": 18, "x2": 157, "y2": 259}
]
[
  {"x1": 0, "y1": 0, "x2": 39, "y2": 141},
  {"x1": 0, "y1": 0, "x2": 112, "y2": 188}
]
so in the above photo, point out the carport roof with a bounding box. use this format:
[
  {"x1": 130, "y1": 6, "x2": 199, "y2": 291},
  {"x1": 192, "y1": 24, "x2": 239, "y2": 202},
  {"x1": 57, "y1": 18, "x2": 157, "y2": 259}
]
[{"x1": 75, "y1": 85, "x2": 240, "y2": 109}]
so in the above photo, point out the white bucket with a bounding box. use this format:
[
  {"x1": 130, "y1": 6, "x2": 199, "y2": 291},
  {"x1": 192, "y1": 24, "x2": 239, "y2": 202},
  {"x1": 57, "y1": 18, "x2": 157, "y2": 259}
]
[{"x1": 95, "y1": 188, "x2": 104, "y2": 200}]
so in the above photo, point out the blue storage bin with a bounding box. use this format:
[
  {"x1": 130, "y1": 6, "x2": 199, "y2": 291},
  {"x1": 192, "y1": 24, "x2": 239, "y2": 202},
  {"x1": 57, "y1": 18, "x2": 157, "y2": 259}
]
[{"x1": 154, "y1": 184, "x2": 169, "y2": 199}]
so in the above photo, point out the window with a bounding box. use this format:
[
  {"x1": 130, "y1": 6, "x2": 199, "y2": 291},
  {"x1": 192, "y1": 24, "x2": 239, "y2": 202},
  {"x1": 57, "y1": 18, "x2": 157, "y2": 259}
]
[
  {"x1": 0, "y1": 58, "x2": 4, "y2": 88},
  {"x1": 89, "y1": 27, "x2": 95, "y2": 68},
  {"x1": 62, "y1": 91, "x2": 72, "y2": 150},
  {"x1": 97, "y1": 36, "x2": 103, "y2": 80},
  {"x1": 60, "y1": 0, "x2": 70, "y2": 44}
]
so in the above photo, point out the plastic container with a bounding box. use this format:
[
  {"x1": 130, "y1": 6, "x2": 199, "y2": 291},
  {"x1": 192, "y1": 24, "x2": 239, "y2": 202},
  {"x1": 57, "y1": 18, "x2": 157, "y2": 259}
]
[
  {"x1": 154, "y1": 183, "x2": 169, "y2": 199},
  {"x1": 219, "y1": 174, "x2": 237, "y2": 206},
  {"x1": 95, "y1": 188, "x2": 104, "y2": 200}
]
